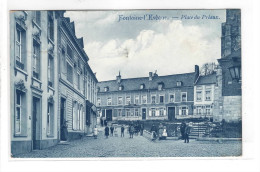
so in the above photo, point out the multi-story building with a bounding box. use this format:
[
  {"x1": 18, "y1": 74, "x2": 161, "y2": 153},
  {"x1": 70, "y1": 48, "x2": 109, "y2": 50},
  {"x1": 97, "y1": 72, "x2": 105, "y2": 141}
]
[
  {"x1": 193, "y1": 73, "x2": 217, "y2": 120},
  {"x1": 97, "y1": 66, "x2": 199, "y2": 122},
  {"x1": 10, "y1": 11, "x2": 98, "y2": 155},
  {"x1": 10, "y1": 11, "x2": 62, "y2": 155},
  {"x1": 214, "y1": 9, "x2": 241, "y2": 122},
  {"x1": 57, "y1": 15, "x2": 98, "y2": 141}
]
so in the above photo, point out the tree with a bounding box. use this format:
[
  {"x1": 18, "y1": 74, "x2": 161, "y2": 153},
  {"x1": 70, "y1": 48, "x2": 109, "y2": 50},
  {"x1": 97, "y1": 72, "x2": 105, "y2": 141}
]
[{"x1": 200, "y1": 62, "x2": 219, "y2": 76}]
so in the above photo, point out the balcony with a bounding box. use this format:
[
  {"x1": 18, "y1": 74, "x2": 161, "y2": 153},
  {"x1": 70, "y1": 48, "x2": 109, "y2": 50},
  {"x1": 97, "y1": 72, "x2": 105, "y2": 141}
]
[
  {"x1": 33, "y1": 71, "x2": 39, "y2": 79},
  {"x1": 16, "y1": 60, "x2": 24, "y2": 70}
]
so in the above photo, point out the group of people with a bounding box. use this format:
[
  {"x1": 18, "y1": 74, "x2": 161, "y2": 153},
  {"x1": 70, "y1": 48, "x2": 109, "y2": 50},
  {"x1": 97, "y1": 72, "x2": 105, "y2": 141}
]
[
  {"x1": 104, "y1": 123, "x2": 144, "y2": 139},
  {"x1": 180, "y1": 122, "x2": 192, "y2": 143},
  {"x1": 150, "y1": 123, "x2": 167, "y2": 141}
]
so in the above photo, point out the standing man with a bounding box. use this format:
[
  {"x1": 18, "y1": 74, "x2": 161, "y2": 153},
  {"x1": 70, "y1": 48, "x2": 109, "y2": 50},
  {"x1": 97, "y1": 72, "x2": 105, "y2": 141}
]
[
  {"x1": 180, "y1": 122, "x2": 186, "y2": 140},
  {"x1": 140, "y1": 123, "x2": 144, "y2": 136},
  {"x1": 121, "y1": 125, "x2": 125, "y2": 137},
  {"x1": 129, "y1": 124, "x2": 135, "y2": 138},
  {"x1": 184, "y1": 122, "x2": 192, "y2": 143},
  {"x1": 105, "y1": 125, "x2": 109, "y2": 138},
  {"x1": 110, "y1": 124, "x2": 114, "y2": 136}
]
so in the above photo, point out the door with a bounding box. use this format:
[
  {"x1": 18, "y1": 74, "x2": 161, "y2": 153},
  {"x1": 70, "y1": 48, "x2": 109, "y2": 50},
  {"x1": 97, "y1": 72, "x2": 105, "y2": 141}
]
[
  {"x1": 106, "y1": 109, "x2": 112, "y2": 121},
  {"x1": 168, "y1": 107, "x2": 175, "y2": 121},
  {"x1": 60, "y1": 98, "x2": 67, "y2": 141},
  {"x1": 142, "y1": 108, "x2": 146, "y2": 120},
  {"x1": 32, "y1": 97, "x2": 40, "y2": 150}
]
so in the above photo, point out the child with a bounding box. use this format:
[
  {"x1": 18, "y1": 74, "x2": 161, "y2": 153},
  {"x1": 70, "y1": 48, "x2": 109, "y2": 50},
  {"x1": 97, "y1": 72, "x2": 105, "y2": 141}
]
[{"x1": 93, "y1": 125, "x2": 98, "y2": 139}]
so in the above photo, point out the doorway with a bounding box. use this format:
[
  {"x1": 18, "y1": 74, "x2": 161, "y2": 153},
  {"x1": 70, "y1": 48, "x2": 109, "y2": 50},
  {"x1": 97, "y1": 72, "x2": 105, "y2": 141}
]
[
  {"x1": 142, "y1": 108, "x2": 146, "y2": 120},
  {"x1": 168, "y1": 107, "x2": 175, "y2": 121},
  {"x1": 106, "y1": 109, "x2": 112, "y2": 121},
  {"x1": 60, "y1": 98, "x2": 67, "y2": 141},
  {"x1": 32, "y1": 97, "x2": 40, "y2": 150}
]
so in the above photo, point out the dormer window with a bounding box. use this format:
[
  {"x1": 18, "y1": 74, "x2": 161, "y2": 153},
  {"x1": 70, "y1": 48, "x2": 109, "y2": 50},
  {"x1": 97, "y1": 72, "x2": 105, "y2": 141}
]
[
  {"x1": 140, "y1": 84, "x2": 145, "y2": 89},
  {"x1": 158, "y1": 82, "x2": 164, "y2": 90},
  {"x1": 176, "y1": 81, "x2": 182, "y2": 86},
  {"x1": 119, "y1": 85, "x2": 124, "y2": 91},
  {"x1": 104, "y1": 87, "x2": 109, "y2": 92}
]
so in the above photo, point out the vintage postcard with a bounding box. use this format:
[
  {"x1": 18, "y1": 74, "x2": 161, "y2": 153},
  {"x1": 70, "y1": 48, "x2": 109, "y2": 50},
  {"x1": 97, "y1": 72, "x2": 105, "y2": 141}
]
[{"x1": 9, "y1": 9, "x2": 242, "y2": 159}]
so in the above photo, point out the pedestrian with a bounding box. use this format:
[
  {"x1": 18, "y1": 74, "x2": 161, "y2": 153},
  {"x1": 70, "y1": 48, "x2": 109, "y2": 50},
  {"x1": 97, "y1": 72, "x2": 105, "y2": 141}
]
[
  {"x1": 110, "y1": 125, "x2": 114, "y2": 136},
  {"x1": 184, "y1": 122, "x2": 192, "y2": 143},
  {"x1": 104, "y1": 120, "x2": 107, "y2": 127},
  {"x1": 93, "y1": 125, "x2": 98, "y2": 139},
  {"x1": 114, "y1": 126, "x2": 118, "y2": 137},
  {"x1": 105, "y1": 125, "x2": 109, "y2": 138},
  {"x1": 158, "y1": 123, "x2": 164, "y2": 140},
  {"x1": 121, "y1": 125, "x2": 125, "y2": 137},
  {"x1": 100, "y1": 118, "x2": 103, "y2": 127},
  {"x1": 129, "y1": 124, "x2": 135, "y2": 138},
  {"x1": 140, "y1": 124, "x2": 144, "y2": 136},
  {"x1": 180, "y1": 122, "x2": 186, "y2": 140},
  {"x1": 150, "y1": 124, "x2": 157, "y2": 140}
]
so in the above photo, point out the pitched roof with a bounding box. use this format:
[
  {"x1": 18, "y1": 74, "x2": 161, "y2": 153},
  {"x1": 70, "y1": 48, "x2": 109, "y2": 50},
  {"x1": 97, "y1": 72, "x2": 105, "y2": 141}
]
[
  {"x1": 97, "y1": 72, "x2": 195, "y2": 92},
  {"x1": 195, "y1": 73, "x2": 216, "y2": 85}
]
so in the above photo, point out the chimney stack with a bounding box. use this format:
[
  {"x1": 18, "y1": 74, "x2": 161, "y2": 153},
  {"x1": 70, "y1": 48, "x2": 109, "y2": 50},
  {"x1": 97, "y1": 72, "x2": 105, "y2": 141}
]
[
  {"x1": 194, "y1": 65, "x2": 199, "y2": 83},
  {"x1": 116, "y1": 71, "x2": 121, "y2": 84},
  {"x1": 149, "y1": 72, "x2": 153, "y2": 81}
]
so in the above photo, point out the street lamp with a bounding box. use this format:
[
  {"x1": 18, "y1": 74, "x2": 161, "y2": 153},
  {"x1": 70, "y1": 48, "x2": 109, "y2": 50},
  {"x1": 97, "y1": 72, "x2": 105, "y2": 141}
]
[{"x1": 229, "y1": 65, "x2": 241, "y2": 81}]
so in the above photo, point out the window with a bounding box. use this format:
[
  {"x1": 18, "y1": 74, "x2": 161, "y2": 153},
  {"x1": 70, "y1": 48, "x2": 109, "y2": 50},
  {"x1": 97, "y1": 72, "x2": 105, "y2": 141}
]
[
  {"x1": 158, "y1": 84, "x2": 163, "y2": 90},
  {"x1": 196, "y1": 91, "x2": 202, "y2": 101},
  {"x1": 151, "y1": 95, "x2": 156, "y2": 104},
  {"x1": 205, "y1": 91, "x2": 211, "y2": 101},
  {"x1": 122, "y1": 109, "x2": 126, "y2": 117},
  {"x1": 15, "y1": 90, "x2": 22, "y2": 134},
  {"x1": 159, "y1": 108, "x2": 165, "y2": 116},
  {"x1": 196, "y1": 106, "x2": 202, "y2": 115},
  {"x1": 151, "y1": 108, "x2": 156, "y2": 117},
  {"x1": 135, "y1": 95, "x2": 139, "y2": 104},
  {"x1": 118, "y1": 109, "x2": 122, "y2": 116},
  {"x1": 47, "y1": 102, "x2": 53, "y2": 135},
  {"x1": 97, "y1": 98, "x2": 101, "y2": 106},
  {"x1": 15, "y1": 25, "x2": 26, "y2": 70},
  {"x1": 169, "y1": 94, "x2": 175, "y2": 102},
  {"x1": 67, "y1": 45, "x2": 73, "y2": 59},
  {"x1": 67, "y1": 62, "x2": 73, "y2": 84},
  {"x1": 119, "y1": 86, "x2": 123, "y2": 91},
  {"x1": 104, "y1": 87, "x2": 109, "y2": 92},
  {"x1": 48, "y1": 55, "x2": 54, "y2": 87},
  {"x1": 126, "y1": 96, "x2": 131, "y2": 105},
  {"x1": 142, "y1": 95, "x2": 147, "y2": 104},
  {"x1": 159, "y1": 95, "x2": 164, "y2": 103},
  {"x1": 177, "y1": 81, "x2": 182, "y2": 86},
  {"x1": 33, "y1": 11, "x2": 41, "y2": 26},
  {"x1": 135, "y1": 109, "x2": 139, "y2": 116},
  {"x1": 107, "y1": 97, "x2": 112, "y2": 106},
  {"x1": 72, "y1": 102, "x2": 77, "y2": 130},
  {"x1": 32, "y1": 41, "x2": 40, "y2": 79},
  {"x1": 181, "y1": 106, "x2": 188, "y2": 115},
  {"x1": 126, "y1": 109, "x2": 130, "y2": 117},
  {"x1": 181, "y1": 92, "x2": 187, "y2": 102},
  {"x1": 48, "y1": 12, "x2": 54, "y2": 41},
  {"x1": 206, "y1": 105, "x2": 211, "y2": 115},
  {"x1": 118, "y1": 97, "x2": 123, "y2": 105},
  {"x1": 77, "y1": 73, "x2": 80, "y2": 90},
  {"x1": 140, "y1": 84, "x2": 145, "y2": 89}
]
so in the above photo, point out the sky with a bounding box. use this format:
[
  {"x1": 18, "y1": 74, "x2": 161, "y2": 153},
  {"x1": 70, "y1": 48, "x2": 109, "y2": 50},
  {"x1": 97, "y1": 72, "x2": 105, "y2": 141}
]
[{"x1": 64, "y1": 10, "x2": 226, "y2": 81}]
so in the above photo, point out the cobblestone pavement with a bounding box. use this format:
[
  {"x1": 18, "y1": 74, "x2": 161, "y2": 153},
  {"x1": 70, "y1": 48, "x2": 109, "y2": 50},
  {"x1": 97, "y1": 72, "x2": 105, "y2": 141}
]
[{"x1": 14, "y1": 129, "x2": 242, "y2": 158}]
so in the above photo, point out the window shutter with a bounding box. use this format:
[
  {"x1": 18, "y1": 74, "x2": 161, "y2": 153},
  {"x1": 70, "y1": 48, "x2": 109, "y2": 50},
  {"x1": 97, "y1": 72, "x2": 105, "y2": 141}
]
[
  {"x1": 156, "y1": 109, "x2": 159, "y2": 116},
  {"x1": 149, "y1": 110, "x2": 152, "y2": 116}
]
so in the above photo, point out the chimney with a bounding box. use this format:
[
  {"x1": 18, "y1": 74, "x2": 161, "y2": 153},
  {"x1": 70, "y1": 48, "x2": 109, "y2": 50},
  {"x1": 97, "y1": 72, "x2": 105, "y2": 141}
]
[
  {"x1": 194, "y1": 65, "x2": 199, "y2": 83},
  {"x1": 149, "y1": 72, "x2": 153, "y2": 81},
  {"x1": 116, "y1": 71, "x2": 121, "y2": 84}
]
